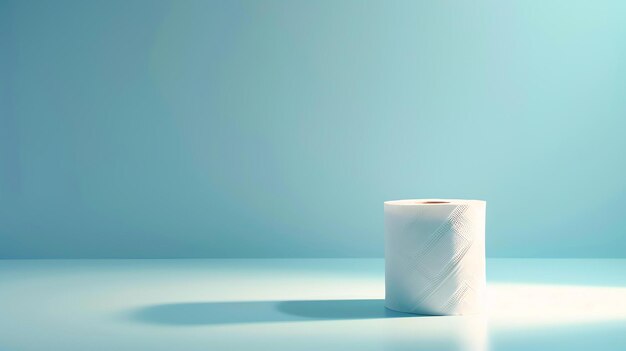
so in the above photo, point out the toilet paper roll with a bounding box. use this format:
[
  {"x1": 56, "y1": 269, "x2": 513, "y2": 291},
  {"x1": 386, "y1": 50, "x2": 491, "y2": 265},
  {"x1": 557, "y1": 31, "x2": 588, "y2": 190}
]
[{"x1": 385, "y1": 199, "x2": 486, "y2": 315}]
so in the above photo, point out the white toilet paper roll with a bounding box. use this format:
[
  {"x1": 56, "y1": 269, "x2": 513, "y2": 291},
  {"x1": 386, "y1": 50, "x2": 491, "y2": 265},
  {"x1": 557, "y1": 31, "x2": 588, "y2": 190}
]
[{"x1": 385, "y1": 199, "x2": 486, "y2": 315}]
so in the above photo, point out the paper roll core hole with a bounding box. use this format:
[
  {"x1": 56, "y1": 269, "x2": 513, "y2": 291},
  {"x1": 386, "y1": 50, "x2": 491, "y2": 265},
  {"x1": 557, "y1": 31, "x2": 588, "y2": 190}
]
[{"x1": 417, "y1": 201, "x2": 450, "y2": 204}]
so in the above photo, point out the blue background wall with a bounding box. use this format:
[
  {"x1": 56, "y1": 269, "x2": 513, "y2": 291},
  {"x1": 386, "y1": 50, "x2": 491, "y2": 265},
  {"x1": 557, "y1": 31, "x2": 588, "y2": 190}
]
[{"x1": 1, "y1": 0, "x2": 625, "y2": 258}]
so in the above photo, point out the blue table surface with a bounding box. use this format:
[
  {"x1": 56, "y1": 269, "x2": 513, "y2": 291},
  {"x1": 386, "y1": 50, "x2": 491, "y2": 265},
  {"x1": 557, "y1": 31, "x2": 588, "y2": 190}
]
[{"x1": 0, "y1": 258, "x2": 624, "y2": 351}]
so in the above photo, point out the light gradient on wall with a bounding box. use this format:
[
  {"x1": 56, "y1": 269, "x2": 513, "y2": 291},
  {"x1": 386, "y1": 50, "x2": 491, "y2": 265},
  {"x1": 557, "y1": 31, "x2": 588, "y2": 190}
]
[{"x1": 1, "y1": 0, "x2": 625, "y2": 258}]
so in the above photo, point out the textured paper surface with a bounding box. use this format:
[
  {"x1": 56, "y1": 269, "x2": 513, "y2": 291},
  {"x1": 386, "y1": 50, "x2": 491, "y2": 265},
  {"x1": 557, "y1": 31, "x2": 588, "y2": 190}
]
[{"x1": 385, "y1": 199, "x2": 486, "y2": 315}]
